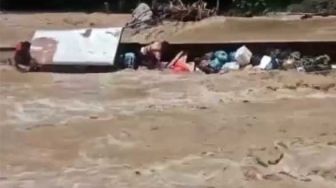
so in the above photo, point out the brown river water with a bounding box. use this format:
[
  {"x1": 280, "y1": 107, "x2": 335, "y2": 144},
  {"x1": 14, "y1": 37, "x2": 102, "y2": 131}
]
[
  {"x1": 1, "y1": 13, "x2": 336, "y2": 188},
  {"x1": 1, "y1": 66, "x2": 336, "y2": 188}
]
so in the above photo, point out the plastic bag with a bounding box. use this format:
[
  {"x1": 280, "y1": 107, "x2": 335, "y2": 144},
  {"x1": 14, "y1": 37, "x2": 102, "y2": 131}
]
[{"x1": 235, "y1": 46, "x2": 252, "y2": 66}]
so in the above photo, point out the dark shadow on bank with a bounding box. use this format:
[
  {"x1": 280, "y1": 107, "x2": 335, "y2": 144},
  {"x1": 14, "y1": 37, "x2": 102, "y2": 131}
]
[
  {"x1": 0, "y1": 0, "x2": 142, "y2": 13},
  {"x1": 10, "y1": 41, "x2": 336, "y2": 73},
  {"x1": 122, "y1": 42, "x2": 336, "y2": 62}
]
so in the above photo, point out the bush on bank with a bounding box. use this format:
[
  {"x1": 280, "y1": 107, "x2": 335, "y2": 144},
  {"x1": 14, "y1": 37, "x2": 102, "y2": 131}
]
[{"x1": 0, "y1": 0, "x2": 335, "y2": 14}]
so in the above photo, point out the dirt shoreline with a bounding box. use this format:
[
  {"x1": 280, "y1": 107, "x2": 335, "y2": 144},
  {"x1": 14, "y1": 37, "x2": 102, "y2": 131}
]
[{"x1": 1, "y1": 13, "x2": 336, "y2": 47}]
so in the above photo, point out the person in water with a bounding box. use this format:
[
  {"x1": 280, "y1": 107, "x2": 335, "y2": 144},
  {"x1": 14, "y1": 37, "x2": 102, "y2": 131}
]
[
  {"x1": 14, "y1": 41, "x2": 39, "y2": 72},
  {"x1": 137, "y1": 41, "x2": 169, "y2": 70},
  {"x1": 117, "y1": 41, "x2": 169, "y2": 70}
]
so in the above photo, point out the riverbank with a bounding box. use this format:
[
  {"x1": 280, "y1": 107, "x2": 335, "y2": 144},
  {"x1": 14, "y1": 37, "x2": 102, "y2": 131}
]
[{"x1": 1, "y1": 13, "x2": 336, "y2": 47}]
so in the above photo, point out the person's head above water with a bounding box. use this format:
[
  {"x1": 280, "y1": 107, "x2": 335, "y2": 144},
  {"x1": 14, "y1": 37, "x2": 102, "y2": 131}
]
[
  {"x1": 147, "y1": 40, "x2": 169, "y2": 50},
  {"x1": 161, "y1": 40, "x2": 169, "y2": 49}
]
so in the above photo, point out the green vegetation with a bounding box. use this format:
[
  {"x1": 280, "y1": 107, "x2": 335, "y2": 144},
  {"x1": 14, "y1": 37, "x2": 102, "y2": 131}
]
[
  {"x1": 1, "y1": 0, "x2": 335, "y2": 14},
  {"x1": 232, "y1": 0, "x2": 295, "y2": 12}
]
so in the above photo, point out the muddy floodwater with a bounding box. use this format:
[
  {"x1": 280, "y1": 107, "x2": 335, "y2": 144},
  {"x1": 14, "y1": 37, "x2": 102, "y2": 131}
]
[
  {"x1": 1, "y1": 67, "x2": 336, "y2": 188},
  {"x1": 1, "y1": 12, "x2": 336, "y2": 188}
]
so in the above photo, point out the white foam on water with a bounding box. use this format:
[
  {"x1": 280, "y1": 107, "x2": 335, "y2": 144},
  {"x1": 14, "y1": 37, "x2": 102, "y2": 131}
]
[{"x1": 6, "y1": 98, "x2": 105, "y2": 127}]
